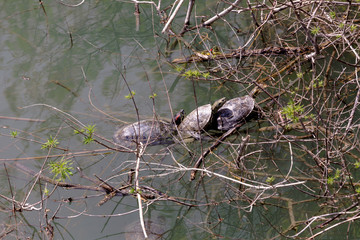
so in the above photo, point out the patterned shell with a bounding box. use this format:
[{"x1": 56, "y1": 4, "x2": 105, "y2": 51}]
[
  {"x1": 113, "y1": 110, "x2": 185, "y2": 146},
  {"x1": 113, "y1": 119, "x2": 173, "y2": 145},
  {"x1": 179, "y1": 98, "x2": 226, "y2": 138},
  {"x1": 216, "y1": 95, "x2": 255, "y2": 131}
]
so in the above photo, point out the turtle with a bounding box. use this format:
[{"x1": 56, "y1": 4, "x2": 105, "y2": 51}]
[
  {"x1": 215, "y1": 95, "x2": 255, "y2": 131},
  {"x1": 113, "y1": 109, "x2": 185, "y2": 147},
  {"x1": 178, "y1": 97, "x2": 226, "y2": 139}
]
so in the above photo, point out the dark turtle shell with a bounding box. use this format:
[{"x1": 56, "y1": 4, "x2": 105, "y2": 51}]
[
  {"x1": 216, "y1": 95, "x2": 255, "y2": 131},
  {"x1": 113, "y1": 110, "x2": 184, "y2": 147},
  {"x1": 179, "y1": 97, "x2": 226, "y2": 138}
]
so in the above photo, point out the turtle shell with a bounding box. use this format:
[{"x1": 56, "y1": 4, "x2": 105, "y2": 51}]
[
  {"x1": 179, "y1": 98, "x2": 226, "y2": 138},
  {"x1": 216, "y1": 95, "x2": 255, "y2": 131},
  {"x1": 113, "y1": 110, "x2": 185, "y2": 147},
  {"x1": 179, "y1": 103, "x2": 212, "y2": 133},
  {"x1": 113, "y1": 120, "x2": 173, "y2": 146}
]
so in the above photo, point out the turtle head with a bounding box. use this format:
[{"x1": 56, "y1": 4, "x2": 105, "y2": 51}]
[
  {"x1": 172, "y1": 109, "x2": 185, "y2": 126},
  {"x1": 212, "y1": 97, "x2": 226, "y2": 111}
]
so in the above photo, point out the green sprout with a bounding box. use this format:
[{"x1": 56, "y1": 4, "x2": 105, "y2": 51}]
[
  {"x1": 356, "y1": 188, "x2": 360, "y2": 194},
  {"x1": 350, "y1": 25, "x2": 357, "y2": 32},
  {"x1": 183, "y1": 69, "x2": 202, "y2": 79},
  {"x1": 49, "y1": 157, "x2": 74, "y2": 181},
  {"x1": 354, "y1": 161, "x2": 360, "y2": 168},
  {"x1": 339, "y1": 22, "x2": 345, "y2": 29},
  {"x1": 314, "y1": 80, "x2": 324, "y2": 88},
  {"x1": 282, "y1": 100, "x2": 305, "y2": 123},
  {"x1": 149, "y1": 93, "x2": 157, "y2": 99},
  {"x1": 202, "y1": 72, "x2": 210, "y2": 78},
  {"x1": 74, "y1": 124, "x2": 96, "y2": 144},
  {"x1": 266, "y1": 176, "x2": 275, "y2": 184},
  {"x1": 41, "y1": 135, "x2": 59, "y2": 149},
  {"x1": 327, "y1": 169, "x2": 341, "y2": 185},
  {"x1": 73, "y1": 129, "x2": 85, "y2": 135},
  {"x1": 329, "y1": 11, "x2": 336, "y2": 19},
  {"x1": 174, "y1": 65, "x2": 185, "y2": 72},
  {"x1": 125, "y1": 90, "x2": 136, "y2": 99},
  {"x1": 83, "y1": 124, "x2": 96, "y2": 144},
  {"x1": 307, "y1": 80, "x2": 324, "y2": 90},
  {"x1": 11, "y1": 131, "x2": 18, "y2": 138},
  {"x1": 296, "y1": 72, "x2": 303, "y2": 79},
  {"x1": 327, "y1": 177, "x2": 335, "y2": 185},
  {"x1": 311, "y1": 26, "x2": 320, "y2": 35},
  {"x1": 44, "y1": 187, "x2": 49, "y2": 196},
  {"x1": 334, "y1": 169, "x2": 341, "y2": 179}
]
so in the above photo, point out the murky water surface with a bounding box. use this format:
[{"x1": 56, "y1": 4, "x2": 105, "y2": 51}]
[{"x1": 0, "y1": 1, "x2": 359, "y2": 239}]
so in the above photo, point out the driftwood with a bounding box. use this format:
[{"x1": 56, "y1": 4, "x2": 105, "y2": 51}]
[{"x1": 172, "y1": 46, "x2": 314, "y2": 64}]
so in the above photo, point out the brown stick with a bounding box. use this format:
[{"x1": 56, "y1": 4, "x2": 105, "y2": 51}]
[{"x1": 190, "y1": 122, "x2": 246, "y2": 180}]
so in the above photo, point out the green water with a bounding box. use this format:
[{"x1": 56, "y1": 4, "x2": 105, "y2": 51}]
[{"x1": 1, "y1": 1, "x2": 360, "y2": 239}]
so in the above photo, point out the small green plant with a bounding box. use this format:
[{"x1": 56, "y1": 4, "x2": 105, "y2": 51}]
[
  {"x1": 83, "y1": 124, "x2": 96, "y2": 144},
  {"x1": 311, "y1": 26, "x2": 320, "y2": 35},
  {"x1": 329, "y1": 11, "x2": 336, "y2": 19},
  {"x1": 354, "y1": 161, "x2": 360, "y2": 168},
  {"x1": 74, "y1": 124, "x2": 96, "y2": 144},
  {"x1": 125, "y1": 90, "x2": 136, "y2": 99},
  {"x1": 129, "y1": 187, "x2": 142, "y2": 194},
  {"x1": 149, "y1": 93, "x2": 157, "y2": 99},
  {"x1": 327, "y1": 177, "x2": 335, "y2": 185},
  {"x1": 339, "y1": 22, "x2": 345, "y2": 29},
  {"x1": 183, "y1": 69, "x2": 202, "y2": 79},
  {"x1": 307, "y1": 80, "x2": 324, "y2": 90},
  {"x1": 327, "y1": 169, "x2": 341, "y2": 185},
  {"x1": 174, "y1": 65, "x2": 184, "y2": 72},
  {"x1": 11, "y1": 131, "x2": 18, "y2": 138},
  {"x1": 44, "y1": 187, "x2": 49, "y2": 196},
  {"x1": 282, "y1": 100, "x2": 304, "y2": 123},
  {"x1": 41, "y1": 135, "x2": 59, "y2": 149},
  {"x1": 73, "y1": 129, "x2": 84, "y2": 135},
  {"x1": 314, "y1": 80, "x2": 324, "y2": 88},
  {"x1": 356, "y1": 187, "x2": 360, "y2": 194},
  {"x1": 334, "y1": 169, "x2": 341, "y2": 179},
  {"x1": 49, "y1": 157, "x2": 74, "y2": 181},
  {"x1": 266, "y1": 176, "x2": 275, "y2": 184},
  {"x1": 296, "y1": 72, "x2": 303, "y2": 79},
  {"x1": 350, "y1": 24, "x2": 357, "y2": 32},
  {"x1": 202, "y1": 72, "x2": 210, "y2": 78}
]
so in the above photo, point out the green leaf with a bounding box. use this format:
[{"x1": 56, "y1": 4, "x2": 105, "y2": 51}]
[
  {"x1": 282, "y1": 100, "x2": 305, "y2": 123},
  {"x1": 327, "y1": 177, "x2": 334, "y2": 185},
  {"x1": 311, "y1": 26, "x2": 320, "y2": 35},
  {"x1": 174, "y1": 65, "x2": 184, "y2": 72},
  {"x1": 149, "y1": 93, "x2": 157, "y2": 99},
  {"x1": 49, "y1": 157, "x2": 74, "y2": 181},
  {"x1": 354, "y1": 161, "x2": 360, "y2": 168},
  {"x1": 329, "y1": 11, "x2": 336, "y2": 19},
  {"x1": 41, "y1": 135, "x2": 59, "y2": 149},
  {"x1": 125, "y1": 90, "x2": 136, "y2": 99},
  {"x1": 266, "y1": 176, "x2": 275, "y2": 184},
  {"x1": 11, "y1": 131, "x2": 18, "y2": 138}
]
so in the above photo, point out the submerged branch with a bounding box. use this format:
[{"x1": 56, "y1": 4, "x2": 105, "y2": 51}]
[{"x1": 172, "y1": 46, "x2": 314, "y2": 64}]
